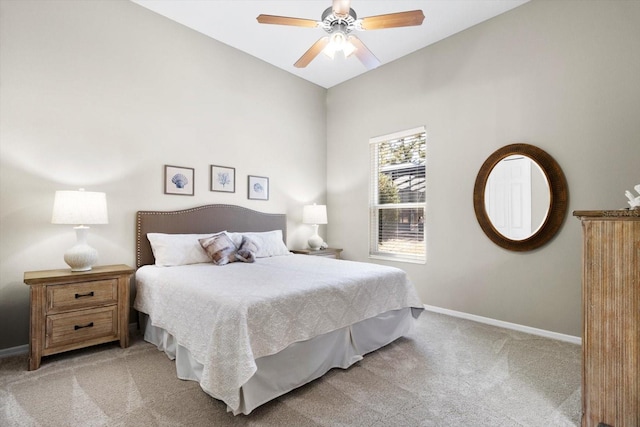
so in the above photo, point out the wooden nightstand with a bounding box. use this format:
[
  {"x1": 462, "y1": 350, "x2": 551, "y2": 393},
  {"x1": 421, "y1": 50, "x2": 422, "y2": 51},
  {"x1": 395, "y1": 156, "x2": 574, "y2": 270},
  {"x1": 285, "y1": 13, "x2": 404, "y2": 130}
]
[
  {"x1": 291, "y1": 248, "x2": 343, "y2": 259},
  {"x1": 23, "y1": 264, "x2": 134, "y2": 370}
]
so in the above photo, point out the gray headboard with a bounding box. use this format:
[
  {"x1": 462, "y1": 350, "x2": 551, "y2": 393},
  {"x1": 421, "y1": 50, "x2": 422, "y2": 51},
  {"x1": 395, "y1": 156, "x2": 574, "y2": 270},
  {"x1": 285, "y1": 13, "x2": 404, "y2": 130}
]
[{"x1": 136, "y1": 204, "x2": 287, "y2": 268}]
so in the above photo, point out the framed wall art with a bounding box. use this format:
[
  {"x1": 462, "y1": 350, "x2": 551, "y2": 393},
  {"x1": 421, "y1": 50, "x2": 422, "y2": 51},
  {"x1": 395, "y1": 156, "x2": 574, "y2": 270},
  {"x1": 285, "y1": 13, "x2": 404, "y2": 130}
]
[
  {"x1": 210, "y1": 165, "x2": 235, "y2": 193},
  {"x1": 164, "y1": 165, "x2": 194, "y2": 196},
  {"x1": 248, "y1": 175, "x2": 269, "y2": 201}
]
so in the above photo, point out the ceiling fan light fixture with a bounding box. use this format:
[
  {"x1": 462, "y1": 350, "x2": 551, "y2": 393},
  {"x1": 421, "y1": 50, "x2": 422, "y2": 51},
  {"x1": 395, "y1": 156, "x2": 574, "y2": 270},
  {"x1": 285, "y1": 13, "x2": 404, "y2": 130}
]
[
  {"x1": 330, "y1": 31, "x2": 346, "y2": 48},
  {"x1": 323, "y1": 44, "x2": 336, "y2": 59},
  {"x1": 322, "y1": 31, "x2": 344, "y2": 58},
  {"x1": 343, "y1": 40, "x2": 356, "y2": 57},
  {"x1": 323, "y1": 30, "x2": 356, "y2": 59}
]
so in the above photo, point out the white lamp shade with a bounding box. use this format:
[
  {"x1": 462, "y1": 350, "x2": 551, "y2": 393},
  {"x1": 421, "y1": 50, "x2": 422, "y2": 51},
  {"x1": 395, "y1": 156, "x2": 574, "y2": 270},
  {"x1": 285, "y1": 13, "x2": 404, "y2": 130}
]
[
  {"x1": 52, "y1": 189, "x2": 108, "y2": 225},
  {"x1": 302, "y1": 204, "x2": 327, "y2": 225}
]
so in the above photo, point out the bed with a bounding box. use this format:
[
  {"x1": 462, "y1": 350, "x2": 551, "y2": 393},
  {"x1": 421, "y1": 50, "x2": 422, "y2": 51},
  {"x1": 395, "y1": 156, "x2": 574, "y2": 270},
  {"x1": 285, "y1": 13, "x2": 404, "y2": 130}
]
[{"x1": 133, "y1": 204, "x2": 423, "y2": 415}]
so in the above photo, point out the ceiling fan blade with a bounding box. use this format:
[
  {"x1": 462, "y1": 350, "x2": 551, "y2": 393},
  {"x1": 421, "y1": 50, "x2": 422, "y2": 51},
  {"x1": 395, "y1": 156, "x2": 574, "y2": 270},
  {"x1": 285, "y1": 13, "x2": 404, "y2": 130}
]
[
  {"x1": 294, "y1": 37, "x2": 330, "y2": 68},
  {"x1": 360, "y1": 10, "x2": 425, "y2": 30},
  {"x1": 332, "y1": 0, "x2": 351, "y2": 17},
  {"x1": 349, "y1": 36, "x2": 381, "y2": 70},
  {"x1": 256, "y1": 14, "x2": 319, "y2": 28}
]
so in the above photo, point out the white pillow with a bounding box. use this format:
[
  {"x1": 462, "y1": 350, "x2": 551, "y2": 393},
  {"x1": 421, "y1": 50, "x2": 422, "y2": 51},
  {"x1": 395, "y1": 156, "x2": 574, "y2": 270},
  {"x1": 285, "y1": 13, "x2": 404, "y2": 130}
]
[
  {"x1": 228, "y1": 230, "x2": 290, "y2": 258},
  {"x1": 147, "y1": 232, "x2": 223, "y2": 266}
]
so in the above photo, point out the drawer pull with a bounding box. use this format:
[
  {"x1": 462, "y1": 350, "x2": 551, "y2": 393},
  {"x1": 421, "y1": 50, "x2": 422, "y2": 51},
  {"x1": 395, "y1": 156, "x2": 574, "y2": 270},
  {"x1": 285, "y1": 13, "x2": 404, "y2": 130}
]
[
  {"x1": 75, "y1": 291, "x2": 94, "y2": 299},
  {"x1": 74, "y1": 322, "x2": 94, "y2": 330}
]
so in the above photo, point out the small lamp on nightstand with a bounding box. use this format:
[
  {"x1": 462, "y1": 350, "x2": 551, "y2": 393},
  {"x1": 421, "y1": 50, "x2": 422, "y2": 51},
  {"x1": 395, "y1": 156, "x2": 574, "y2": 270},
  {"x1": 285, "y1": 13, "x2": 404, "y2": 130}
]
[
  {"x1": 302, "y1": 203, "x2": 327, "y2": 250},
  {"x1": 51, "y1": 188, "x2": 108, "y2": 271}
]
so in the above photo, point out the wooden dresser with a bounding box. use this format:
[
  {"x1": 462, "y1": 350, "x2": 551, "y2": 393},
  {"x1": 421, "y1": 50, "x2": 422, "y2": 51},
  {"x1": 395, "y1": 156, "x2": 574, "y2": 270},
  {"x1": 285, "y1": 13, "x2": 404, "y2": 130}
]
[
  {"x1": 574, "y1": 210, "x2": 639, "y2": 427},
  {"x1": 24, "y1": 264, "x2": 134, "y2": 370}
]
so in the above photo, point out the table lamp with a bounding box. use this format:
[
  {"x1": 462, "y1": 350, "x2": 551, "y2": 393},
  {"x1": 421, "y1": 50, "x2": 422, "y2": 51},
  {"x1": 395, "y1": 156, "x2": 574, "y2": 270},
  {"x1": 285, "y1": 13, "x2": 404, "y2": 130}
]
[
  {"x1": 51, "y1": 189, "x2": 108, "y2": 271},
  {"x1": 302, "y1": 203, "x2": 327, "y2": 250}
]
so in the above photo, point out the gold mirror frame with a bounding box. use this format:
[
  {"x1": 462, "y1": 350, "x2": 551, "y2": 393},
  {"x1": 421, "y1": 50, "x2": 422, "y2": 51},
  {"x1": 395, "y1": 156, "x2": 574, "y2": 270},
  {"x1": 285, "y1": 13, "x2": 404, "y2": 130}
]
[{"x1": 473, "y1": 143, "x2": 568, "y2": 251}]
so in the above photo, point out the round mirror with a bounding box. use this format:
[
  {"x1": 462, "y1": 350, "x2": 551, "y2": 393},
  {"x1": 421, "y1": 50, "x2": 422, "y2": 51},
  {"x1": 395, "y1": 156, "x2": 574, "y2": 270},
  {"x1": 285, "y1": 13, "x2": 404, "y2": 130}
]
[
  {"x1": 473, "y1": 144, "x2": 568, "y2": 251},
  {"x1": 485, "y1": 154, "x2": 550, "y2": 241}
]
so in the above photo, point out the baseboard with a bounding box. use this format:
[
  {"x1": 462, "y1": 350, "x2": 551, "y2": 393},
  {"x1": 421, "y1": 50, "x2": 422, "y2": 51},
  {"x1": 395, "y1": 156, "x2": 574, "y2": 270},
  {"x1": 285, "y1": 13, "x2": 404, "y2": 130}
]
[
  {"x1": 0, "y1": 344, "x2": 28, "y2": 358},
  {"x1": 424, "y1": 304, "x2": 582, "y2": 345}
]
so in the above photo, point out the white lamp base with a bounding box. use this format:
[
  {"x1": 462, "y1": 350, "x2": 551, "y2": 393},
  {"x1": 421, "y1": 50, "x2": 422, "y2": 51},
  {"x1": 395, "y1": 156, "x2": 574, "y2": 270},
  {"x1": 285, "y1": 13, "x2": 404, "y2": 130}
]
[
  {"x1": 307, "y1": 224, "x2": 323, "y2": 250},
  {"x1": 64, "y1": 226, "x2": 98, "y2": 271}
]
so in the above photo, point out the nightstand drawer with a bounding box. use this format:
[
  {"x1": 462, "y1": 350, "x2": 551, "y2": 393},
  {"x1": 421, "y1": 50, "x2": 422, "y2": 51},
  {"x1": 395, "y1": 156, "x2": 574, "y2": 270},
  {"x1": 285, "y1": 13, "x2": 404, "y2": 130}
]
[
  {"x1": 46, "y1": 306, "x2": 118, "y2": 349},
  {"x1": 47, "y1": 279, "x2": 118, "y2": 313}
]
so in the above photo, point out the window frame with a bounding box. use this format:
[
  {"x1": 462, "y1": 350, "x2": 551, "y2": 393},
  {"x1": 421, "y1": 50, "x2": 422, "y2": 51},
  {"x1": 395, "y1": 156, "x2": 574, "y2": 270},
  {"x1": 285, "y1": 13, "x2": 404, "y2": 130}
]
[{"x1": 369, "y1": 126, "x2": 427, "y2": 264}]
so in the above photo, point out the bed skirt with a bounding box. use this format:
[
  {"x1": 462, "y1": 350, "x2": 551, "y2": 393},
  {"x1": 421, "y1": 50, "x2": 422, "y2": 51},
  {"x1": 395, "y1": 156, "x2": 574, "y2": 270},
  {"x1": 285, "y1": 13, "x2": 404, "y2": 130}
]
[{"x1": 140, "y1": 307, "x2": 422, "y2": 415}]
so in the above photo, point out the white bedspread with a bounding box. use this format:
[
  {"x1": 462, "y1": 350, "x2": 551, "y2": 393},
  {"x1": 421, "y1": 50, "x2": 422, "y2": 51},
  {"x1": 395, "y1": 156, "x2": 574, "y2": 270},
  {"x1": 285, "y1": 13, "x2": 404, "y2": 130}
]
[{"x1": 134, "y1": 254, "x2": 423, "y2": 413}]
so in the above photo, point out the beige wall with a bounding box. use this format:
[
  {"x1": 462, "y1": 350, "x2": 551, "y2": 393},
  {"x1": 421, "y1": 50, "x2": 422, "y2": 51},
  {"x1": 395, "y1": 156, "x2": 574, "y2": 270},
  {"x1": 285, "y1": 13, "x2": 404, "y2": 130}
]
[
  {"x1": 326, "y1": 0, "x2": 640, "y2": 337},
  {"x1": 0, "y1": 0, "x2": 327, "y2": 349}
]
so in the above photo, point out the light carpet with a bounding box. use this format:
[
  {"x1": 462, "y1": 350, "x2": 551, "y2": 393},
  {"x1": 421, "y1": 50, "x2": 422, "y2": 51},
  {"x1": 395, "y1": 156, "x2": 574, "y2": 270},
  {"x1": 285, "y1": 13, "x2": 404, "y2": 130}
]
[{"x1": 0, "y1": 311, "x2": 581, "y2": 426}]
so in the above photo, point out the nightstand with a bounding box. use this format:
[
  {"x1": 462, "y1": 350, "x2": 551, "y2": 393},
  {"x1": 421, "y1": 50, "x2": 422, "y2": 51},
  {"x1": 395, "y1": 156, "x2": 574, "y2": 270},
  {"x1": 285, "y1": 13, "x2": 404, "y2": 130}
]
[
  {"x1": 291, "y1": 248, "x2": 343, "y2": 259},
  {"x1": 23, "y1": 264, "x2": 134, "y2": 370}
]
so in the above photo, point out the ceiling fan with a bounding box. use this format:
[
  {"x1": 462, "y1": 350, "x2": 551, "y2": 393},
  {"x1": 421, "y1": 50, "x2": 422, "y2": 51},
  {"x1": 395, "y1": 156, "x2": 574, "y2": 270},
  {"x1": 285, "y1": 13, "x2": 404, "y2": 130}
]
[{"x1": 256, "y1": 0, "x2": 425, "y2": 70}]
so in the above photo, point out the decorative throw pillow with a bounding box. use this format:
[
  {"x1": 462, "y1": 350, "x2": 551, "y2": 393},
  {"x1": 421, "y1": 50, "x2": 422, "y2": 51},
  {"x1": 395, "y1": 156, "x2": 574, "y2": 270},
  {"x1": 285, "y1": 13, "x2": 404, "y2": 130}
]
[
  {"x1": 235, "y1": 236, "x2": 259, "y2": 263},
  {"x1": 198, "y1": 233, "x2": 238, "y2": 266}
]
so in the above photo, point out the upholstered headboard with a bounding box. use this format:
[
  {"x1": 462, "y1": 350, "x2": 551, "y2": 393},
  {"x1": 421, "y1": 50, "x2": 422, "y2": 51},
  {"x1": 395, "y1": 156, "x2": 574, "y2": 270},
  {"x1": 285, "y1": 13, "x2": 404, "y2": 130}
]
[{"x1": 136, "y1": 204, "x2": 287, "y2": 268}]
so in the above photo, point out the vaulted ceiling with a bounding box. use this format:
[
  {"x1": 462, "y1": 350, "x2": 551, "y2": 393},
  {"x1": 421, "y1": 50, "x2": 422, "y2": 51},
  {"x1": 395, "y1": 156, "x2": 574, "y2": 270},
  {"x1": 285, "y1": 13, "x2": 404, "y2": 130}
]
[{"x1": 131, "y1": 1, "x2": 529, "y2": 88}]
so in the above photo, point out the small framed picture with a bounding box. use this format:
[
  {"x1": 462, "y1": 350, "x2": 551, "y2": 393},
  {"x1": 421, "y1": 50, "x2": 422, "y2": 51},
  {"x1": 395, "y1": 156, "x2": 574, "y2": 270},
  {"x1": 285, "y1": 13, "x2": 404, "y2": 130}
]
[
  {"x1": 210, "y1": 165, "x2": 235, "y2": 193},
  {"x1": 164, "y1": 165, "x2": 194, "y2": 196},
  {"x1": 248, "y1": 175, "x2": 269, "y2": 201}
]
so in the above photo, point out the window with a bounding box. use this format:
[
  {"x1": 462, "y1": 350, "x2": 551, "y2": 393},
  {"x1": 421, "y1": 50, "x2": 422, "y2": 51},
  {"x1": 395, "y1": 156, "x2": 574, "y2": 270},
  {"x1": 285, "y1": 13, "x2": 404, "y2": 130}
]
[{"x1": 369, "y1": 127, "x2": 426, "y2": 263}]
